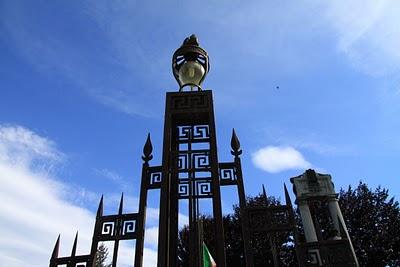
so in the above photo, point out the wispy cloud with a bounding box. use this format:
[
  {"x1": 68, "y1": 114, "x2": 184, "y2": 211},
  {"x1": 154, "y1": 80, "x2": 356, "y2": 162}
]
[
  {"x1": 0, "y1": 1, "x2": 165, "y2": 118},
  {"x1": 0, "y1": 124, "x2": 157, "y2": 266},
  {"x1": 252, "y1": 146, "x2": 311, "y2": 173},
  {"x1": 93, "y1": 168, "x2": 130, "y2": 191},
  {"x1": 0, "y1": 125, "x2": 92, "y2": 266},
  {"x1": 2, "y1": 0, "x2": 399, "y2": 119},
  {"x1": 0, "y1": 124, "x2": 64, "y2": 166},
  {"x1": 319, "y1": 0, "x2": 400, "y2": 76}
]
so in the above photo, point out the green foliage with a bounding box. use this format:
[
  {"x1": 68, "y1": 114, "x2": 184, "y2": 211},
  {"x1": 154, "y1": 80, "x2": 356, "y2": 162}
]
[
  {"x1": 177, "y1": 182, "x2": 400, "y2": 266},
  {"x1": 177, "y1": 194, "x2": 296, "y2": 266},
  {"x1": 95, "y1": 243, "x2": 112, "y2": 267},
  {"x1": 339, "y1": 182, "x2": 400, "y2": 266}
]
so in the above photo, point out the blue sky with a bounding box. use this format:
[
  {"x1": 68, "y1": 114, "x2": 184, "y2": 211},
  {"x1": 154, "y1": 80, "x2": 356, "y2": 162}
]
[{"x1": 1, "y1": 1, "x2": 400, "y2": 266}]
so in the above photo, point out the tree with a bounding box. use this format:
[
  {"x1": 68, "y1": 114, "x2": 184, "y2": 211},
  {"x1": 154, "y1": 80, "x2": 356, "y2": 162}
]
[
  {"x1": 177, "y1": 194, "x2": 296, "y2": 266},
  {"x1": 95, "y1": 243, "x2": 112, "y2": 267},
  {"x1": 177, "y1": 183, "x2": 400, "y2": 266},
  {"x1": 339, "y1": 182, "x2": 400, "y2": 266}
]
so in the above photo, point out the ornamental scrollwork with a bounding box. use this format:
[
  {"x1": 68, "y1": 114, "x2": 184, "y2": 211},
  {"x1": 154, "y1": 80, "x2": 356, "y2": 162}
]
[
  {"x1": 219, "y1": 162, "x2": 237, "y2": 186},
  {"x1": 97, "y1": 213, "x2": 138, "y2": 241},
  {"x1": 147, "y1": 166, "x2": 163, "y2": 189},
  {"x1": 123, "y1": 220, "x2": 135, "y2": 235},
  {"x1": 192, "y1": 152, "x2": 210, "y2": 169},
  {"x1": 170, "y1": 94, "x2": 209, "y2": 111},
  {"x1": 178, "y1": 182, "x2": 189, "y2": 198},
  {"x1": 195, "y1": 179, "x2": 212, "y2": 197},
  {"x1": 101, "y1": 221, "x2": 114, "y2": 236},
  {"x1": 193, "y1": 125, "x2": 209, "y2": 139},
  {"x1": 178, "y1": 125, "x2": 210, "y2": 141}
]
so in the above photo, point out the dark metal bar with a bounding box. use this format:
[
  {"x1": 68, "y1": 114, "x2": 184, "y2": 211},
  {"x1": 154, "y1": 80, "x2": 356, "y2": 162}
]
[
  {"x1": 208, "y1": 92, "x2": 226, "y2": 267},
  {"x1": 232, "y1": 129, "x2": 254, "y2": 267},
  {"x1": 269, "y1": 234, "x2": 279, "y2": 267},
  {"x1": 158, "y1": 92, "x2": 173, "y2": 267},
  {"x1": 134, "y1": 134, "x2": 153, "y2": 267}
]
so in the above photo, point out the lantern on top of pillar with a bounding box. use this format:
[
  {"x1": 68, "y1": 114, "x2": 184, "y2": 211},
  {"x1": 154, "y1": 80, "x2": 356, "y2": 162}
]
[{"x1": 172, "y1": 34, "x2": 209, "y2": 91}]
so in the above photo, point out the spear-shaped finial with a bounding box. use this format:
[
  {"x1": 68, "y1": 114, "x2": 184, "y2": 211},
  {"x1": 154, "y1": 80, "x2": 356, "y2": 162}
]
[
  {"x1": 183, "y1": 34, "x2": 200, "y2": 46},
  {"x1": 262, "y1": 184, "x2": 268, "y2": 206},
  {"x1": 230, "y1": 129, "x2": 242, "y2": 156},
  {"x1": 118, "y1": 192, "x2": 124, "y2": 215},
  {"x1": 96, "y1": 195, "x2": 104, "y2": 218},
  {"x1": 142, "y1": 133, "x2": 153, "y2": 162},
  {"x1": 284, "y1": 183, "x2": 292, "y2": 207},
  {"x1": 71, "y1": 232, "x2": 78, "y2": 256},
  {"x1": 51, "y1": 234, "x2": 60, "y2": 259},
  {"x1": 262, "y1": 184, "x2": 268, "y2": 201}
]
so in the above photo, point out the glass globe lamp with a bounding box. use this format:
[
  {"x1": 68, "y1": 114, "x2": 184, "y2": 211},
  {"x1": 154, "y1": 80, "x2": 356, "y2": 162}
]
[{"x1": 172, "y1": 34, "x2": 209, "y2": 91}]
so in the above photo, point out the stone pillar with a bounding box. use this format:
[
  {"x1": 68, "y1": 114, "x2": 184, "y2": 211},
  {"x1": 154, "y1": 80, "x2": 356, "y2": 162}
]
[
  {"x1": 298, "y1": 201, "x2": 318, "y2": 242},
  {"x1": 328, "y1": 198, "x2": 341, "y2": 238},
  {"x1": 330, "y1": 199, "x2": 359, "y2": 266}
]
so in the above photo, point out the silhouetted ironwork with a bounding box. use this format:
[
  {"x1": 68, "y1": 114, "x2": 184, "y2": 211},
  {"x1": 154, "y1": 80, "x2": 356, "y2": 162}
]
[{"x1": 49, "y1": 35, "x2": 357, "y2": 267}]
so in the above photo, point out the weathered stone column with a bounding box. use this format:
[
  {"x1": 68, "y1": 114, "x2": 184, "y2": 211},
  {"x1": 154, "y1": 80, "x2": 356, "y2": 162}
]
[
  {"x1": 329, "y1": 199, "x2": 359, "y2": 266},
  {"x1": 291, "y1": 169, "x2": 359, "y2": 266},
  {"x1": 298, "y1": 201, "x2": 318, "y2": 242},
  {"x1": 328, "y1": 198, "x2": 341, "y2": 238}
]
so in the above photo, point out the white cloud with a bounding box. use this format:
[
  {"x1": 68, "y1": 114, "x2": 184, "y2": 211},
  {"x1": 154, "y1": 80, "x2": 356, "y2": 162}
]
[
  {"x1": 92, "y1": 168, "x2": 132, "y2": 193},
  {"x1": 0, "y1": 125, "x2": 157, "y2": 266},
  {"x1": 145, "y1": 227, "x2": 159, "y2": 248},
  {"x1": 94, "y1": 168, "x2": 123, "y2": 183},
  {"x1": 0, "y1": 124, "x2": 63, "y2": 166},
  {"x1": 0, "y1": 126, "x2": 93, "y2": 266},
  {"x1": 319, "y1": 0, "x2": 400, "y2": 76},
  {"x1": 252, "y1": 146, "x2": 311, "y2": 173}
]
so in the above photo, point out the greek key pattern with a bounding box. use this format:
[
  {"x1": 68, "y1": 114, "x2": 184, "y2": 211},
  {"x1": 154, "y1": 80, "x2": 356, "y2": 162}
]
[
  {"x1": 219, "y1": 162, "x2": 237, "y2": 186},
  {"x1": 170, "y1": 93, "x2": 209, "y2": 111},
  {"x1": 178, "y1": 125, "x2": 210, "y2": 141},
  {"x1": 51, "y1": 255, "x2": 91, "y2": 266},
  {"x1": 98, "y1": 213, "x2": 137, "y2": 241},
  {"x1": 147, "y1": 166, "x2": 163, "y2": 189},
  {"x1": 178, "y1": 178, "x2": 213, "y2": 199},
  {"x1": 248, "y1": 206, "x2": 293, "y2": 233},
  {"x1": 298, "y1": 240, "x2": 355, "y2": 265},
  {"x1": 177, "y1": 151, "x2": 210, "y2": 171}
]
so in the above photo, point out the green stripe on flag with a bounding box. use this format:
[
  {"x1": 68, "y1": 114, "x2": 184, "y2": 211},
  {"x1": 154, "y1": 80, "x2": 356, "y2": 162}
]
[{"x1": 203, "y1": 242, "x2": 216, "y2": 267}]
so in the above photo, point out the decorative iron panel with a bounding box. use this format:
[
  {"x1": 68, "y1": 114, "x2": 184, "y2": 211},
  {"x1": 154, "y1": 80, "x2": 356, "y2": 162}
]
[
  {"x1": 297, "y1": 240, "x2": 357, "y2": 267},
  {"x1": 147, "y1": 166, "x2": 163, "y2": 189},
  {"x1": 178, "y1": 177, "x2": 213, "y2": 199},
  {"x1": 248, "y1": 205, "x2": 294, "y2": 233},
  {"x1": 97, "y1": 213, "x2": 137, "y2": 241},
  {"x1": 51, "y1": 255, "x2": 91, "y2": 267},
  {"x1": 219, "y1": 162, "x2": 237, "y2": 186},
  {"x1": 170, "y1": 93, "x2": 209, "y2": 111},
  {"x1": 178, "y1": 125, "x2": 210, "y2": 141}
]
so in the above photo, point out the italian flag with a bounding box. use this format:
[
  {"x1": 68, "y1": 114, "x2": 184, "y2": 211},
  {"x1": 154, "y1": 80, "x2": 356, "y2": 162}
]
[{"x1": 202, "y1": 242, "x2": 217, "y2": 267}]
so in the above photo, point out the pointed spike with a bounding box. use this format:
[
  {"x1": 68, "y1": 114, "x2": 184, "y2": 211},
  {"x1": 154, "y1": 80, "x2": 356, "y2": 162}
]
[
  {"x1": 262, "y1": 184, "x2": 268, "y2": 199},
  {"x1": 142, "y1": 133, "x2": 153, "y2": 162},
  {"x1": 118, "y1": 192, "x2": 124, "y2": 214},
  {"x1": 71, "y1": 232, "x2": 78, "y2": 256},
  {"x1": 284, "y1": 183, "x2": 292, "y2": 206},
  {"x1": 97, "y1": 195, "x2": 104, "y2": 217},
  {"x1": 51, "y1": 234, "x2": 60, "y2": 259},
  {"x1": 230, "y1": 129, "x2": 242, "y2": 156}
]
